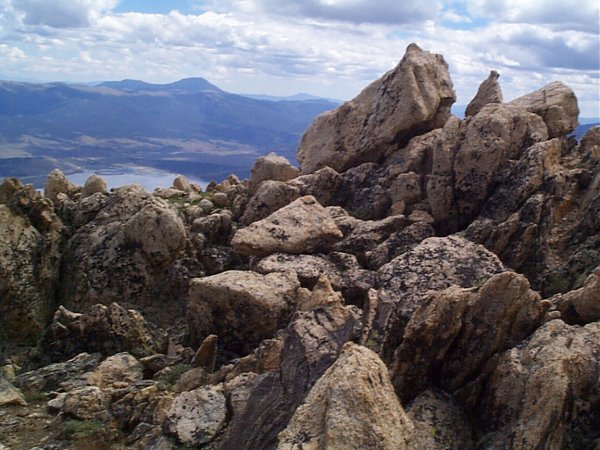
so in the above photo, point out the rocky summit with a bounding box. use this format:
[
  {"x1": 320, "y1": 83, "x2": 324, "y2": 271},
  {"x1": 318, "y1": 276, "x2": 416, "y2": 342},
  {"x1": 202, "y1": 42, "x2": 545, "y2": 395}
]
[{"x1": 0, "y1": 44, "x2": 598, "y2": 450}]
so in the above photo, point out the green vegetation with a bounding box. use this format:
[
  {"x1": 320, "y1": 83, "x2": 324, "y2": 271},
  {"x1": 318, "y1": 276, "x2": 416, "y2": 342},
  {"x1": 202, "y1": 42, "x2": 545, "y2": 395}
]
[
  {"x1": 64, "y1": 419, "x2": 105, "y2": 439},
  {"x1": 156, "y1": 363, "x2": 193, "y2": 390}
]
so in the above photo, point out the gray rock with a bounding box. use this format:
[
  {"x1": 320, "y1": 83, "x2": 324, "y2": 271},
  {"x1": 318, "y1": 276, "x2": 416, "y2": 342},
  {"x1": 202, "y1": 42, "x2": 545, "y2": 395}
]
[
  {"x1": 249, "y1": 152, "x2": 299, "y2": 192},
  {"x1": 163, "y1": 385, "x2": 226, "y2": 446},
  {"x1": 508, "y1": 80, "x2": 579, "y2": 138},
  {"x1": 408, "y1": 389, "x2": 474, "y2": 450},
  {"x1": 44, "y1": 169, "x2": 78, "y2": 202},
  {"x1": 391, "y1": 272, "x2": 547, "y2": 401},
  {"x1": 473, "y1": 319, "x2": 600, "y2": 450},
  {"x1": 14, "y1": 353, "x2": 102, "y2": 393}
]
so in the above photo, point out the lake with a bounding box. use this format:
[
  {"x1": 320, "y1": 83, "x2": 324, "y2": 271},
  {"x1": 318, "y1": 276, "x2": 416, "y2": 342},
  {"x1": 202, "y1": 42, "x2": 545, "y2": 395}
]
[{"x1": 66, "y1": 167, "x2": 208, "y2": 192}]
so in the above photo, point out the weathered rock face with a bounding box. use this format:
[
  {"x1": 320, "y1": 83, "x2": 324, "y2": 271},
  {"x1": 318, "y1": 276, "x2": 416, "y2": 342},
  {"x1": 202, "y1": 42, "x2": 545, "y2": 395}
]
[
  {"x1": 297, "y1": 43, "x2": 455, "y2": 174},
  {"x1": 163, "y1": 385, "x2": 227, "y2": 446},
  {"x1": 408, "y1": 389, "x2": 474, "y2": 450},
  {"x1": 219, "y1": 284, "x2": 359, "y2": 449},
  {"x1": 249, "y1": 152, "x2": 299, "y2": 192},
  {"x1": 254, "y1": 252, "x2": 376, "y2": 306},
  {"x1": 473, "y1": 320, "x2": 600, "y2": 450},
  {"x1": 188, "y1": 270, "x2": 300, "y2": 354},
  {"x1": 38, "y1": 303, "x2": 168, "y2": 363},
  {"x1": 375, "y1": 235, "x2": 506, "y2": 363},
  {"x1": 508, "y1": 81, "x2": 579, "y2": 138},
  {"x1": 464, "y1": 70, "x2": 503, "y2": 117},
  {"x1": 0, "y1": 179, "x2": 64, "y2": 344},
  {"x1": 232, "y1": 196, "x2": 343, "y2": 257},
  {"x1": 391, "y1": 272, "x2": 547, "y2": 402},
  {"x1": 59, "y1": 184, "x2": 203, "y2": 325},
  {"x1": 278, "y1": 342, "x2": 415, "y2": 450},
  {"x1": 551, "y1": 265, "x2": 600, "y2": 324},
  {"x1": 464, "y1": 127, "x2": 600, "y2": 295}
]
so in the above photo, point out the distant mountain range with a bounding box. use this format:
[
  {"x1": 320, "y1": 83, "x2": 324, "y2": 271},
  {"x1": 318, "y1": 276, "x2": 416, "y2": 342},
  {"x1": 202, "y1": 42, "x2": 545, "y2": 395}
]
[
  {"x1": 0, "y1": 81, "x2": 596, "y2": 188},
  {"x1": 0, "y1": 77, "x2": 339, "y2": 186}
]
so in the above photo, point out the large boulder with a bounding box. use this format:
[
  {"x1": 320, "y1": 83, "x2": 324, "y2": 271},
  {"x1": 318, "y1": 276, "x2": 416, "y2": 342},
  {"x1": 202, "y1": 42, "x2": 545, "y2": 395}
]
[
  {"x1": 254, "y1": 252, "x2": 376, "y2": 306},
  {"x1": 508, "y1": 81, "x2": 579, "y2": 138},
  {"x1": 187, "y1": 270, "x2": 300, "y2": 354},
  {"x1": 81, "y1": 174, "x2": 108, "y2": 198},
  {"x1": 473, "y1": 319, "x2": 600, "y2": 450},
  {"x1": 374, "y1": 235, "x2": 506, "y2": 362},
  {"x1": 297, "y1": 43, "x2": 455, "y2": 174},
  {"x1": 59, "y1": 184, "x2": 203, "y2": 325},
  {"x1": 232, "y1": 196, "x2": 343, "y2": 257},
  {"x1": 44, "y1": 169, "x2": 79, "y2": 202},
  {"x1": 278, "y1": 342, "x2": 415, "y2": 450}
]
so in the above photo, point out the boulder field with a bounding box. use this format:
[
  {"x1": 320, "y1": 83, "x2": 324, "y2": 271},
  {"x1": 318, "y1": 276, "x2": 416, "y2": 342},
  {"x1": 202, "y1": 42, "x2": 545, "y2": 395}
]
[{"x1": 0, "y1": 44, "x2": 598, "y2": 449}]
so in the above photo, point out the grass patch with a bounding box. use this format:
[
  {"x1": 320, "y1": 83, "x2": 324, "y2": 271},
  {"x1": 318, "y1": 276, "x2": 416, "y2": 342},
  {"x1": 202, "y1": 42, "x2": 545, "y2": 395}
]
[
  {"x1": 156, "y1": 363, "x2": 193, "y2": 390},
  {"x1": 64, "y1": 419, "x2": 105, "y2": 439}
]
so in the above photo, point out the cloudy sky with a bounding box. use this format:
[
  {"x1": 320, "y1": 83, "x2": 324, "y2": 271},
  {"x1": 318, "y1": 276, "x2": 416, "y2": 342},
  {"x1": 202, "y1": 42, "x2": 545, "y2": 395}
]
[{"x1": 1, "y1": 0, "x2": 598, "y2": 117}]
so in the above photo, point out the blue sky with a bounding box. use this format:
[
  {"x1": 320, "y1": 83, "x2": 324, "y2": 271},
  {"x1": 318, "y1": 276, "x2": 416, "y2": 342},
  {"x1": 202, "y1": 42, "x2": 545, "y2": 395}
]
[{"x1": 0, "y1": 0, "x2": 598, "y2": 117}]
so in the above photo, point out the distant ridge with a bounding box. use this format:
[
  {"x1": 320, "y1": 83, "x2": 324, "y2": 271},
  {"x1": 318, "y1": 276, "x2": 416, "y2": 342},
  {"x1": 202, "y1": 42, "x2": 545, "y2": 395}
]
[{"x1": 99, "y1": 77, "x2": 223, "y2": 93}]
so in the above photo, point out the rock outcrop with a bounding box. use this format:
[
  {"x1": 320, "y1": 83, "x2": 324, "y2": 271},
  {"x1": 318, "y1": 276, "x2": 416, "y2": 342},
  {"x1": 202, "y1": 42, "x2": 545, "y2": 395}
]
[
  {"x1": 297, "y1": 43, "x2": 455, "y2": 174},
  {"x1": 391, "y1": 272, "x2": 547, "y2": 401},
  {"x1": 278, "y1": 342, "x2": 415, "y2": 450},
  {"x1": 59, "y1": 184, "x2": 203, "y2": 325},
  {"x1": 1, "y1": 43, "x2": 598, "y2": 450}
]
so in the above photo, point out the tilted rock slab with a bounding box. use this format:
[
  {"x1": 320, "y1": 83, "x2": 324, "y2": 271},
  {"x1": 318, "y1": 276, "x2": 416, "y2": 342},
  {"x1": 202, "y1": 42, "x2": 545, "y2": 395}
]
[
  {"x1": 277, "y1": 342, "x2": 415, "y2": 450},
  {"x1": 232, "y1": 195, "x2": 343, "y2": 257},
  {"x1": 188, "y1": 270, "x2": 300, "y2": 354},
  {"x1": 297, "y1": 43, "x2": 455, "y2": 174},
  {"x1": 391, "y1": 272, "x2": 547, "y2": 401}
]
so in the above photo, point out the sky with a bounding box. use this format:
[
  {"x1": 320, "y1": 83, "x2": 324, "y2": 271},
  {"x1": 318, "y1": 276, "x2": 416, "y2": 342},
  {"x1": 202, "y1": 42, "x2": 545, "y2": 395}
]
[{"x1": 0, "y1": 0, "x2": 599, "y2": 117}]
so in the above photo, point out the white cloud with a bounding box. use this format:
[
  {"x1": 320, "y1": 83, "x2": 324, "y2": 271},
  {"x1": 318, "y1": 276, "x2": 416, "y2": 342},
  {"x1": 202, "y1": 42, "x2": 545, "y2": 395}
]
[
  {"x1": 12, "y1": 0, "x2": 119, "y2": 28},
  {"x1": 0, "y1": 0, "x2": 597, "y2": 116},
  {"x1": 467, "y1": 0, "x2": 600, "y2": 33}
]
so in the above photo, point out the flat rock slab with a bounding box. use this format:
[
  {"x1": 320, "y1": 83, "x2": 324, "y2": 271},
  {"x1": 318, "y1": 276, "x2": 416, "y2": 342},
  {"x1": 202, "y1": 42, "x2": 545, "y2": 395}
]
[{"x1": 232, "y1": 195, "x2": 343, "y2": 257}]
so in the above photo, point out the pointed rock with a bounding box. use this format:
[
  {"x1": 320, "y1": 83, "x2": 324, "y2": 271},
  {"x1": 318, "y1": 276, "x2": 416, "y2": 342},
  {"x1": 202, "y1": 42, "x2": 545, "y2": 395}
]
[
  {"x1": 297, "y1": 43, "x2": 455, "y2": 174},
  {"x1": 277, "y1": 343, "x2": 415, "y2": 450},
  {"x1": 465, "y1": 70, "x2": 503, "y2": 117}
]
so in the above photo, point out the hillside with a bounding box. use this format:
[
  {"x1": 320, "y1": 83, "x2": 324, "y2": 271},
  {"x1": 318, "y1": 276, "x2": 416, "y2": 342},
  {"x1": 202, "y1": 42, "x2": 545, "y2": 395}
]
[
  {"x1": 0, "y1": 78, "x2": 338, "y2": 186},
  {"x1": 0, "y1": 44, "x2": 599, "y2": 449}
]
